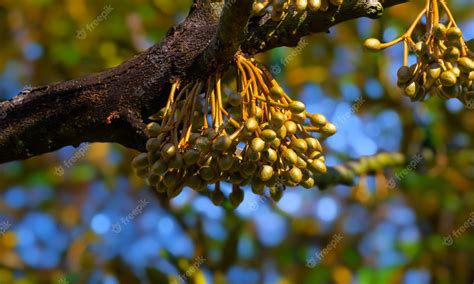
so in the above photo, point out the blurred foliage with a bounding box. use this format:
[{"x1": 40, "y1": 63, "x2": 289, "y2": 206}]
[{"x1": 0, "y1": 0, "x2": 474, "y2": 283}]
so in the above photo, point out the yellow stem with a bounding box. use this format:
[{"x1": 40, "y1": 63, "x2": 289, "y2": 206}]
[
  {"x1": 240, "y1": 57, "x2": 270, "y2": 95},
  {"x1": 220, "y1": 108, "x2": 241, "y2": 128},
  {"x1": 439, "y1": 0, "x2": 468, "y2": 56},
  {"x1": 432, "y1": 0, "x2": 439, "y2": 27},
  {"x1": 210, "y1": 87, "x2": 217, "y2": 129},
  {"x1": 216, "y1": 76, "x2": 225, "y2": 133},
  {"x1": 403, "y1": 40, "x2": 409, "y2": 66},
  {"x1": 254, "y1": 94, "x2": 289, "y2": 108},
  {"x1": 378, "y1": 8, "x2": 427, "y2": 50},
  {"x1": 203, "y1": 78, "x2": 213, "y2": 129}
]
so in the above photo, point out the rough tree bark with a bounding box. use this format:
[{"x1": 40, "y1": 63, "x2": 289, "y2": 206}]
[{"x1": 0, "y1": 0, "x2": 407, "y2": 164}]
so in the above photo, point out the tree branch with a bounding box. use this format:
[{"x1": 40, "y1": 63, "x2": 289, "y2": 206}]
[
  {"x1": 192, "y1": 0, "x2": 254, "y2": 74},
  {"x1": 0, "y1": 0, "x2": 408, "y2": 164},
  {"x1": 243, "y1": 0, "x2": 408, "y2": 54}
]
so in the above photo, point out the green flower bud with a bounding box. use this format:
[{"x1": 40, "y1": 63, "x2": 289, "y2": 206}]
[
  {"x1": 186, "y1": 175, "x2": 204, "y2": 191},
  {"x1": 251, "y1": 181, "x2": 265, "y2": 195},
  {"x1": 183, "y1": 149, "x2": 201, "y2": 165},
  {"x1": 251, "y1": 137, "x2": 266, "y2": 152},
  {"x1": 263, "y1": 148, "x2": 278, "y2": 164},
  {"x1": 155, "y1": 179, "x2": 167, "y2": 193},
  {"x1": 218, "y1": 156, "x2": 235, "y2": 171},
  {"x1": 404, "y1": 82, "x2": 418, "y2": 97},
  {"x1": 259, "y1": 165, "x2": 274, "y2": 182},
  {"x1": 308, "y1": 0, "x2": 321, "y2": 11},
  {"x1": 397, "y1": 66, "x2": 412, "y2": 83},
  {"x1": 230, "y1": 187, "x2": 244, "y2": 207},
  {"x1": 284, "y1": 120, "x2": 298, "y2": 135},
  {"x1": 199, "y1": 166, "x2": 216, "y2": 182},
  {"x1": 440, "y1": 70, "x2": 458, "y2": 87},
  {"x1": 211, "y1": 188, "x2": 225, "y2": 206},
  {"x1": 291, "y1": 112, "x2": 306, "y2": 124},
  {"x1": 146, "y1": 174, "x2": 160, "y2": 187},
  {"x1": 433, "y1": 24, "x2": 447, "y2": 39},
  {"x1": 330, "y1": 0, "x2": 343, "y2": 5},
  {"x1": 167, "y1": 184, "x2": 184, "y2": 198},
  {"x1": 168, "y1": 154, "x2": 184, "y2": 169},
  {"x1": 290, "y1": 138, "x2": 308, "y2": 154},
  {"x1": 446, "y1": 27, "x2": 462, "y2": 41},
  {"x1": 261, "y1": 129, "x2": 277, "y2": 142},
  {"x1": 151, "y1": 160, "x2": 168, "y2": 175},
  {"x1": 305, "y1": 137, "x2": 322, "y2": 152},
  {"x1": 195, "y1": 137, "x2": 211, "y2": 152},
  {"x1": 146, "y1": 122, "x2": 161, "y2": 137},
  {"x1": 228, "y1": 92, "x2": 242, "y2": 107},
  {"x1": 132, "y1": 153, "x2": 149, "y2": 170},
  {"x1": 308, "y1": 113, "x2": 327, "y2": 127},
  {"x1": 269, "y1": 86, "x2": 285, "y2": 100},
  {"x1": 428, "y1": 63, "x2": 442, "y2": 79},
  {"x1": 321, "y1": 123, "x2": 337, "y2": 136},
  {"x1": 289, "y1": 101, "x2": 306, "y2": 114},
  {"x1": 244, "y1": 118, "x2": 259, "y2": 134},
  {"x1": 288, "y1": 167, "x2": 303, "y2": 184},
  {"x1": 241, "y1": 162, "x2": 258, "y2": 178},
  {"x1": 270, "y1": 187, "x2": 283, "y2": 202},
  {"x1": 282, "y1": 148, "x2": 298, "y2": 165},
  {"x1": 364, "y1": 38, "x2": 382, "y2": 51},
  {"x1": 458, "y1": 57, "x2": 474, "y2": 73},
  {"x1": 161, "y1": 143, "x2": 177, "y2": 159},
  {"x1": 245, "y1": 148, "x2": 261, "y2": 162},
  {"x1": 301, "y1": 177, "x2": 315, "y2": 189},
  {"x1": 163, "y1": 172, "x2": 179, "y2": 188},
  {"x1": 213, "y1": 136, "x2": 232, "y2": 152},
  {"x1": 309, "y1": 159, "x2": 327, "y2": 174},
  {"x1": 270, "y1": 112, "x2": 286, "y2": 128},
  {"x1": 295, "y1": 0, "x2": 308, "y2": 11},
  {"x1": 444, "y1": 46, "x2": 461, "y2": 62}
]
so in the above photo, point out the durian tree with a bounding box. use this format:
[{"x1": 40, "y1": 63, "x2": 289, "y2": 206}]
[
  {"x1": 1, "y1": 0, "x2": 474, "y2": 283},
  {"x1": 1, "y1": 0, "x2": 471, "y2": 202},
  {"x1": 0, "y1": 0, "x2": 406, "y2": 161},
  {"x1": 0, "y1": 0, "x2": 409, "y2": 199},
  {"x1": 1, "y1": 0, "x2": 473, "y2": 202}
]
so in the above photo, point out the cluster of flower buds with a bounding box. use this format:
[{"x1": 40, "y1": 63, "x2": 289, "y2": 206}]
[
  {"x1": 252, "y1": 0, "x2": 344, "y2": 21},
  {"x1": 364, "y1": 0, "x2": 473, "y2": 102},
  {"x1": 132, "y1": 55, "x2": 336, "y2": 206},
  {"x1": 398, "y1": 25, "x2": 473, "y2": 100}
]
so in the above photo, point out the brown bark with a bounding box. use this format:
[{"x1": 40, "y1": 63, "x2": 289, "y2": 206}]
[{"x1": 0, "y1": 0, "x2": 407, "y2": 164}]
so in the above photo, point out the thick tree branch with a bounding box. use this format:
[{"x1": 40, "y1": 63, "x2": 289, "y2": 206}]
[
  {"x1": 243, "y1": 0, "x2": 408, "y2": 53},
  {"x1": 193, "y1": 0, "x2": 254, "y2": 74},
  {"x1": 0, "y1": 0, "x2": 408, "y2": 164}
]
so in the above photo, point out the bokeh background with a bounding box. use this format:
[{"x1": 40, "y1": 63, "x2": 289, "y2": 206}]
[{"x1": 1, "y1": 0, "x2": 474, "y2": 283}]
